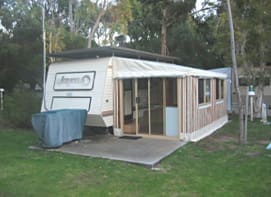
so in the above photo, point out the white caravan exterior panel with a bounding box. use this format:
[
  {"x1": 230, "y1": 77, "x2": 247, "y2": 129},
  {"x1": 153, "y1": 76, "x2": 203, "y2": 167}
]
[{"x1": 41, "y1": 58, "x2": 111, "y2": 127}]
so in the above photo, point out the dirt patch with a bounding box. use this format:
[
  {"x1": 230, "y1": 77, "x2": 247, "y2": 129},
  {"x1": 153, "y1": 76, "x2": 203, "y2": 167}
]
[
  {"x1": 72, "y1": 172, "x2": 103, "y2": 186},
  {"x1": 245, "y1": 152, "x2": 262, "y2": 157},
  {"x1": 198, "y1": 134, "x2": 239, "y2": 152},
  {"x1": 257, "y1": 140, "x2": 270, "y2": 145},
  {"x1": 214, "y1": 135, "x2": 238, "y2": 143}
]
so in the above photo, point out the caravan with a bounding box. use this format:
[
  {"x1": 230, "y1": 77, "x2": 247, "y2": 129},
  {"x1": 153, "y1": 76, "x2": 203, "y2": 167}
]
[{"x1": 42, "y1": 47, "x2": 228, "y2": 141}]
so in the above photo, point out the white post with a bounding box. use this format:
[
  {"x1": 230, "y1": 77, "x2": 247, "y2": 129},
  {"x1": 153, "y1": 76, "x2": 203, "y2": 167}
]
[
  {"x1": 0, "y1": 88, "x2": 4, "y2": 111},
  {"x1": 244, "y1": 87, "x2": 248, "y2": 143},
  {"x1": 250, "y1": 96, "x2": 253, "y2": 121},
  {"x1": 248, "y1": 85, "x2": 255, "y2": 122}
]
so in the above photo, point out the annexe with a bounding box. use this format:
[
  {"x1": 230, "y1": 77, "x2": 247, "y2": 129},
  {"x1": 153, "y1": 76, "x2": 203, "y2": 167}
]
[{"x1": 42, "y1": 47, "x2": 227, "y2": 142}]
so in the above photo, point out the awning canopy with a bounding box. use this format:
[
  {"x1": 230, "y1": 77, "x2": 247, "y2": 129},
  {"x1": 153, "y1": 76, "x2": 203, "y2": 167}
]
[{"x1": 112, "y1": 57, "x2": 227, "y2": 79}]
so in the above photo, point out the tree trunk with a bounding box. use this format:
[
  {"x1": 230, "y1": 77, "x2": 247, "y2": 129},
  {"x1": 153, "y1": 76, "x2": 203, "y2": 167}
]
[
  {"x1": 87, "y1": 8, "x2": 106, "y2": 48},
  {"x1": 254, "y1": 42, "x2": 267, "y2": 118},
  {"x1": 226, "y1": 0, "x2": 246, "y2": 144},
  {"x1": 69, "y1": 0, "x2": 75, "y2": 33},
  {"x1": 254, "y1": 85, "x2": 263, "y2": 118},
  {"x1": 161, "y1": 6, "x2": 167, "y2": 56}
]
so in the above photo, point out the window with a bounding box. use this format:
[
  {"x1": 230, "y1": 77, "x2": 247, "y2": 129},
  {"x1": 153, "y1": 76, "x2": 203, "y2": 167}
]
[
  {"x1": 198, "y1": 78, "x2": 211, "y2": 105},
  {"x1": 123, "y1": 79, "x2": 132, "y2": 91},
  {"x1": 166, "y1": 78, "x2": 177, "y2": 106},
  {"x1": 205, "y1": 79, "x2": 211, "y2": 103},
  {"x1": 216, "y1": 79, "x2": 224, "y2": 100},
  {"x1": 198, "y1": 79, "x2": 204, "y2": 104}
]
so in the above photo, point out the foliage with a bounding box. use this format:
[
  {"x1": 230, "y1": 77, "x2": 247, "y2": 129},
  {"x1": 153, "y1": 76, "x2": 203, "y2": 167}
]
[
  {"x1": 168, "y1": 16, "x2": 224, "y2": 68},
  {"x1": 127, "y1": 0, "x2": 196, "y2": 55},
  {"x1": 127, "y1": 0, "x2": 225, "y2": 68},
  {"x1": 0, "y1": 117, "x2": 270, "y2": 196},
  {"x1": 206, "y1": 0, "x2": 271, "y2": 117},
  {"x1": 0, "y1": 0, "x2": 136, "y2": 92},
  {"x1": 1, "y1": 83, "x2": 41, "y2": 128},
  {"x1": 0, "y1": 0, "x2": 43, "y2": 91}
]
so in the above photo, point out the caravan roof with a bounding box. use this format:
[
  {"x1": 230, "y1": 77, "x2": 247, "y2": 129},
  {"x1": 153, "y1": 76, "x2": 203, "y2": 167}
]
[
  {"x1": 50, "y1": 47, "x2": 178, "y2": 63},
  {"x1": 50, "y1": 47, "x2": 227, "y2": 79}
]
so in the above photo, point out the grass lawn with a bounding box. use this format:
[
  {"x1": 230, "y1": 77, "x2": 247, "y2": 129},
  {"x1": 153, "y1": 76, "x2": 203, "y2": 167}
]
[{"x1": 0, "y1": 116, "x2": 271, "y2": 197}]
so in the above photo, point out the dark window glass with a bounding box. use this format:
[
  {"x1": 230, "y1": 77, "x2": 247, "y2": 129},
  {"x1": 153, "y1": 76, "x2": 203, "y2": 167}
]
[
  {"x1": 205, "y1": 79, "x2": 211, "y2": 103},
  {"x1": 216, "y1": 79, "x2": 219, "y2": 100},
  {"x1": 221, "y1": 80, "x2": 224, "y2": 99},
  {"x1": 198, "y1": 79, "x2": 204, "y2": 104}
]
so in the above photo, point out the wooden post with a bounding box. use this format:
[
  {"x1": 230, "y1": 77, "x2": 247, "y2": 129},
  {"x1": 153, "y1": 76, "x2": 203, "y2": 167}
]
[
  {"x1": 148, "y1": 79, "x2": 151, "y2": 135},
  {"x1": 135, "y1": 79, "x2": 138, "y2": 135},
  {"x1": 177, "y1": 78, "x2": 182, "y2": 140},
  {"x1": 119, "y1": 80, "x2": 124, "y2": 131},
  {"x1": 113, "y1": 80, "x2": 117, "y2": 128},
  {"x1": 163, "y1": 79, "x2": 166, "y2": 136}
]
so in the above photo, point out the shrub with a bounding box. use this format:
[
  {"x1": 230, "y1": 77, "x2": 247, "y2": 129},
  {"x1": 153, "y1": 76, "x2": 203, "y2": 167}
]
[{"x1": 1, "y1": 84, "x2": 42, "y2": 128}]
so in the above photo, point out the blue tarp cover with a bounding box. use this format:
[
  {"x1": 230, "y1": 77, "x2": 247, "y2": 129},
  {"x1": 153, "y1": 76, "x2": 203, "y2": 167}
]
[{"x1": 32, "y1": 109, "x2": 87, "y2": 148}]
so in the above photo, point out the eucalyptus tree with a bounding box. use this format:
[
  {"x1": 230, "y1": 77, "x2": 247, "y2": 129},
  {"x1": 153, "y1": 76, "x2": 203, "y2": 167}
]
[
  {"x1": 235, "y1": 0, "x2": 271, "y2": 117},
  {"x1": 159, "y1": 0, "x2": 196, "y2": 55},
  {"x1": 202, "y1": 0, "x2": 271, "y2": 143},
  {"x1": 209, "y1": 0, "x2": 271, "y2": 118},
  {"x1": 225, "y1": 0, "x2": 246, "y2": 144},
  {"x1": 128, "y1": 0, "x2": 195, "y2": 56}
]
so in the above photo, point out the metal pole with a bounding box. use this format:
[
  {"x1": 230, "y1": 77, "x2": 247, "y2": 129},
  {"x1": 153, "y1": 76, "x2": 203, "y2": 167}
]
[
  {"x1": 0, "y1": 89, "x2": 4, "y2": 111},
  {"x1": 42, "y1": 0, "x2": 46, "y2": 97},
  {"x1": 244, "y1": 87, "x2": 248, "y2": 144},
  {"x1": 41, "y1": 0, "x2": 49, "y2": 111},
  {"x1": 250, "y1": 96, "x2": 253, "y2": 121}
]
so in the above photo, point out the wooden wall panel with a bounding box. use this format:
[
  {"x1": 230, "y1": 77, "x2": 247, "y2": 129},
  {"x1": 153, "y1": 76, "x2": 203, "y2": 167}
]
[{"x1": 191, "y1": 78, "x2": 227, "y2": 132}]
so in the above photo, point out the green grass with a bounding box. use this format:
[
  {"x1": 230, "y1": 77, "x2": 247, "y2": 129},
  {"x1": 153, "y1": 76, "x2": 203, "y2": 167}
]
[{"x1": 0, "y1": 117, "x2": 271, "y2": 197}]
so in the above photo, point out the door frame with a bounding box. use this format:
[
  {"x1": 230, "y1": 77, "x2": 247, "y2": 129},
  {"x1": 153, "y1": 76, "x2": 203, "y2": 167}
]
[{"x1": 118, "y1": 78, "x2": 180, "y2": 139}]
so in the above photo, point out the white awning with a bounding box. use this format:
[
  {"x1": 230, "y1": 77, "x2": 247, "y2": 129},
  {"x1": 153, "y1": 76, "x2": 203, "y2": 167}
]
[{"x1": 112, "y1": 57, "x2": 227, "y2": 79}]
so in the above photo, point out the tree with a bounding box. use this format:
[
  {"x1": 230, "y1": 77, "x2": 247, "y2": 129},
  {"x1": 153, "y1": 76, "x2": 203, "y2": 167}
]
[
  {"x1": 127, "y1": 0, "x2": 195, "y2": 56},
  {"x1": 63, "y1": 0, "x2": 134, "y2": 48},
  {"x1": 87, "y1": 0, "x2": 108, "y2": 48},
  {"x1": 234, "y1": 0, "x2": 271, "y2": 117},
  {"x1": 0, "y1": 0, "x2": 43, "y2": 90},
  {"x1": 210, "y1": 0, "x2": 271, "y2": 118},
  {"x1": 99, "y1": 0, "x2": 135, "y2": 46},
  {"x1": 226, "y1": 0, "x2": 245, "y2": 144},
  {"x1": 158, "y1": 0, "x2": 196, "y2": 55},
  {"x1": 205, "y1": 0, "x2": 271, "y2": 143}
]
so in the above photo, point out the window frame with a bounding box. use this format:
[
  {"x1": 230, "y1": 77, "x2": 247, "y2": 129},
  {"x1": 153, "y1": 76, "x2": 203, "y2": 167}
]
[
  {"x1": 216, "y1": 79, "x2": 224, "y2": 101},
  {"x1": 198, "y1": 78, "x2": 212, "y2": 106}
]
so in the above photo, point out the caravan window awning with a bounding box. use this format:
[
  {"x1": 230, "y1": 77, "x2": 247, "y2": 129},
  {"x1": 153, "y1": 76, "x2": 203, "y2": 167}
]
[{"x1": 112, "y1": 57, "x2": 227, "y2": 79}]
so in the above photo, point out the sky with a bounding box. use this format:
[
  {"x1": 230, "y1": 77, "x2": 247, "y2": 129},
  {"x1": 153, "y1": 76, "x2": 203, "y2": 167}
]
[
  {"x1": 194, "y1": 0, "x2": 218, "y2": 18},
  {"x1": 196, "y1": 0, "x2": 204, "y2": 10}
]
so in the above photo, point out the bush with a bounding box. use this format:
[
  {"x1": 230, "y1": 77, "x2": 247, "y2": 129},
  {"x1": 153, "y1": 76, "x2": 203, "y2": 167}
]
[{"x1": 1, "y1": 84, "x2": 42, "y2": 128}]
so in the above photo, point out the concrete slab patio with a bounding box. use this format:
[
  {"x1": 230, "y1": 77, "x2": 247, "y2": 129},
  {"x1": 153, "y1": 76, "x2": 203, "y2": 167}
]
[{"x1": 43, "y1": 135, "x2": 187, "y2": 167}]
